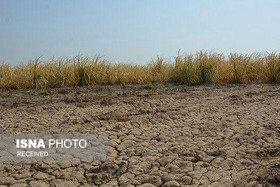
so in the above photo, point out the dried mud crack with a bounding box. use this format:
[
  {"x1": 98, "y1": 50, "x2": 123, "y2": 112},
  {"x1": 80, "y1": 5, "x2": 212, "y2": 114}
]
[{"x1": 0, "y1": 83, "x2": 279, "y2": 186}]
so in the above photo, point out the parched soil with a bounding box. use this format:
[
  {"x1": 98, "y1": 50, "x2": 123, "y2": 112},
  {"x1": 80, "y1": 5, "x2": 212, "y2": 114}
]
[{"x1": 0, "y1": 83, "x2": 279, "y2": 187}]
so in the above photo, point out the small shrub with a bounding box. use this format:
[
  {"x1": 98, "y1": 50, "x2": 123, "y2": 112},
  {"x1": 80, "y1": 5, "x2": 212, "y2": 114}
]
[{"x1": 144, "y1": 83, "x2": 154, "y2": 89}]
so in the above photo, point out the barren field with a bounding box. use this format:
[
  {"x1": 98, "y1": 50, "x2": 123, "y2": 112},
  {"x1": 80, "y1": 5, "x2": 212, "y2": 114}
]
[{"x1": 0, "y1": 84, "x2": 279, "y2": 187}]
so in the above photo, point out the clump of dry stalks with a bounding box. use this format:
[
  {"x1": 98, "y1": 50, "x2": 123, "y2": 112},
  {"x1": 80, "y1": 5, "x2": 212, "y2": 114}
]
[{"x1": 0, "y1": 51, "x2": 279, "y2": 89}]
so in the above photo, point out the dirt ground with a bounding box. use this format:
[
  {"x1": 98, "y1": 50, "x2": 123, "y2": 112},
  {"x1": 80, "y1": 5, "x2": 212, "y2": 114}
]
[{"x1": 0, "y1": 83, "x2": 279, "y2": 187}]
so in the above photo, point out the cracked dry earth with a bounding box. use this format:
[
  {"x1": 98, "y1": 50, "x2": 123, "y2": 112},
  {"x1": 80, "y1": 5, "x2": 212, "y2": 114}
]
[{"x1": 0, "y1": 83, "x2": 280, "y2": 187}]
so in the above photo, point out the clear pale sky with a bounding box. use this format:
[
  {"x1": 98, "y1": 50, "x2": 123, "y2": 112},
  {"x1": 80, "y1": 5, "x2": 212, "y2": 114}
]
[{"x1": 1, "y1": 0, "x2": 280, "y2": 65}]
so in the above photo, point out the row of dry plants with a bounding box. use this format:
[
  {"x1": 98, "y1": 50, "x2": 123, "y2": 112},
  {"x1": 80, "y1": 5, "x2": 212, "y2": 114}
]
[{"x1": 0, "y1": 51, "x2": 280, "y2": 89}]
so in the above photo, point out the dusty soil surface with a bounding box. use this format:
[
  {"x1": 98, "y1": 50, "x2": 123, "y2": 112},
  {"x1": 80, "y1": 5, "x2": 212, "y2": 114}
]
[{"x1": 0, "y1": 83, "x2": 279, "y2": 187}]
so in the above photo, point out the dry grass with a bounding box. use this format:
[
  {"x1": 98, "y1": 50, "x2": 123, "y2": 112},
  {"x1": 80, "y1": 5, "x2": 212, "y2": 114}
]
[{"x1": 1, "y1": 51, "x2": 280, "y2": 89}]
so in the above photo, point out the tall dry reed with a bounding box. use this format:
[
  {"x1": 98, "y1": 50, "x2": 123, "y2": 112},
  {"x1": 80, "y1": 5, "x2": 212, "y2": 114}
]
[{"x1": 1, "y1": 51, "x2": 279, "y2": 89}]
